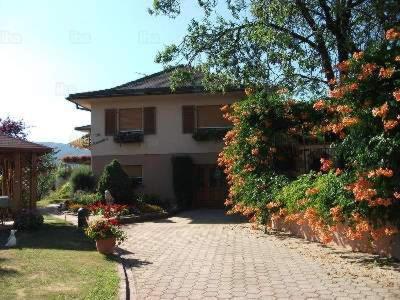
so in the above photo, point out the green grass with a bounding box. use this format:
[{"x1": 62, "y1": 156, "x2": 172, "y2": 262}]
[{"x1": 0, "y1": 216, "x2": 119, "y2": 299}]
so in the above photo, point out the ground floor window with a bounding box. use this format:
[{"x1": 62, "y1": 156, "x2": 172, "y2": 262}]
[{"x1": 122, "y1": 165, "x2": 143, "y2": 185}]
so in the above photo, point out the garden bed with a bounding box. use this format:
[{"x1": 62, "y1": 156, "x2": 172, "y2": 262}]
[{"x1": 270, "y1": 217, "x2": 400, "y2": 260}]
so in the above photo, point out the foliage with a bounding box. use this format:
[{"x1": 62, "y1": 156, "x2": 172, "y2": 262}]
[
  {"x1": 137, "y1": 193, "x2": 167, "y2": 208},
  {"x1": 219, "y1": 30, "x2": 400, "y2": 244},
  {"x1": 72, "y1": 191, "x2": 103, "y2": 206},
  {"x1": 150, "y1": 0, "x2": 399, "y2": 94},
  {"x1": 70, "y1": 165, "x2": 96, "y2": 193},
  {"x1": 14, "y1": 210, "x2": 44, "y2": 230},
  {"x1": 97, "y1": 160, "x2": 134, "y2": 204},
  {"x1": 87, "y1": 202, "x2": 129, "y2": 218},
  {"x1": 56, "y1": 163, "x2": 73, "y2": 180},
  {"x1": 136, "y1": 202, "x2": 165, "y2": 214},
  {"x1": 37, "y1": 170, "x2": 56, "y2": 200},
  {"x1": 85, "y1": 218, "x2": 126, "y2": 243},
  {"x1": 0, "y1": 116, "x2": 28, "y2": 139},
  {"x1": 172, "y1": 156, "x2": 194, "y2": 208}
]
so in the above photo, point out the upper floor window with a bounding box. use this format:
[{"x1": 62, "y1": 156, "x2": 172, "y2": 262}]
[
  {"x1": 197, "y1": 105, "x2": 231, "y2": 129},
  {"x1": 182, "y1": 105, "x2": 231, "y2": 133},
  {"x1": 104, "y1": 107, "x2": 156, "y2": 136}
]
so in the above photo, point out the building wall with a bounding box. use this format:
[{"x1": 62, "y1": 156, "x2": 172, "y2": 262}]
[
  {"x1": 87, "y1": 92, "x2": 243, "y2": 200},
  {"x1": 89, "y1": 92, "x2": 242, "y2": 157}
]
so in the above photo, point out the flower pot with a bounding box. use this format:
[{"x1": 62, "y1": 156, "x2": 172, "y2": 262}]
[{"x1": 96, "y1": 237, "x2": 116, "y2": 254}]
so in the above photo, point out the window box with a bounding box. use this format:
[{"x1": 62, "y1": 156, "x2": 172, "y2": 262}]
[
  {"x1": 114, "y1": 131, "x2": 144, "y2": 143},
  {"x1": 192, "y1": 127, "x2": 231, "y2": 141}
]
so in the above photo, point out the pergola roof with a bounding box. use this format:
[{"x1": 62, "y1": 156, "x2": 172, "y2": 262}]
[{"x1": 0, "y1": 134, "x2": 52, "y2": 153}]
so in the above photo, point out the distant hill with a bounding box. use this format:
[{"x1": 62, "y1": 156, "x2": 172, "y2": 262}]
[{"x1": 40, "y1": 142, "x2": 90, "y2": 160}]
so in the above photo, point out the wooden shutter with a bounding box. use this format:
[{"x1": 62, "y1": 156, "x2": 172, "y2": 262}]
[
  {"x1": 182, "y1": 105, "x2": 195, "y2": 133},
  {"x1": 119, "y1": 108, "x2": 143, "y2": 131},
  {"x1": 143, "y1": 107, "x2": 156, "y2": 135},
  {"x1": 105, "y1": 109, "x2": 117, "y2": 136},
  {"x1": 197, "y1": 105, "x2": 231, "y2": 128}
]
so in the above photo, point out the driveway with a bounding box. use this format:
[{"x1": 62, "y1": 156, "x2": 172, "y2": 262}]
[{"x1": 119, "y1": 210, "x2": 400, "y2": 300}]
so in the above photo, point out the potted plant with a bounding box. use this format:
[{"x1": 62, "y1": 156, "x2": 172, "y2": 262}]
[{"x1": 85, "y1": 218, "x2": 126, "y2": 254}]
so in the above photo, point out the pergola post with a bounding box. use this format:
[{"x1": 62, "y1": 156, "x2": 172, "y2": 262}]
[
  {"x1": 12, "y1": 152, "x2": 21, "y2": 211},
  {"x1": 30, "y1": 153, "x2": 38, "y2": 209}
]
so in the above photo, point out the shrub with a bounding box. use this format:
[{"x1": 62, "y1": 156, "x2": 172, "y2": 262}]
[
  {"x1": 97, "y1": 160, "x2": 134, "y2": 204},
  {"x1": 14, "y1": 210, "x2": 44, "y2": 230},
  {"x1": 136, "y1": 202, "x2": 165, "y2": 214},
  {"x1": 56, "y1": 163, "x2": 72, "y2": 180},
  {"x1": 87, "y1": 202, "x2": 129, "y2": 218},
  {"x1": 70, "y1": 166, "x2": 96, "y2": 193},
  {"x1": 72, "y1": 191, "x2": 103, "y2": 206},
  {"x1": 37, "y1": 170, "x2": 56, "y2": 199}
]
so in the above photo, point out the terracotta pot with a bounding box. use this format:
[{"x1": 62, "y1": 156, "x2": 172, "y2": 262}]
[{"x1": 96, "y1": 237, "x2": 116, "y2": 254}]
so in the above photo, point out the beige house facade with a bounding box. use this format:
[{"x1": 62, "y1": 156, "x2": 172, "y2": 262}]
[{"x1": 68, "y1": 69, "x2": 244, "y2": 207}]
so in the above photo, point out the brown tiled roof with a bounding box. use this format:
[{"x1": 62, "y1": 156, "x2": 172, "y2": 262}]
[
  {"x1": 0, "y1": 134, "x2": 52, "y2": 152},
  {"x1": 67, "y1": 67, "x2": 242, "y2": 101}
]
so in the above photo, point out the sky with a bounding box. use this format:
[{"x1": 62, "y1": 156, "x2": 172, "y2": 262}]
[{"x1": 0, "y1": 0, "x2": 201, "y2": 143}]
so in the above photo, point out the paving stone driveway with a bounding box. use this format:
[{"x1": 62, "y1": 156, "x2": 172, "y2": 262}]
[{"x1": 119, "y1": 210, "x2": 400, "y2": 300}]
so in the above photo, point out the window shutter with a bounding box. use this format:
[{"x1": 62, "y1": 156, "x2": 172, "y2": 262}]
[
  {"x1": 105, "y1": 109, "x2": 117, "y2": 136},
  {"x1": 143, "y1": 107, "x2": 156, "y2": 135},
  {"x1": 182, "y1": 105, "x2": 195, "y2": 133},
  {"x1": 197, "y1": 105, "x2": 231, "y2": 128}
]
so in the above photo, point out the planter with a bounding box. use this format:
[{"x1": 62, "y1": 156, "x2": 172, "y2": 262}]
[{"x1": 95, "y1": 237, "x2": 116, "y2": 254}]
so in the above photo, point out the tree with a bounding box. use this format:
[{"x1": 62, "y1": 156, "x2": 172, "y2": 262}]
[
  {"x1": 150, "y1": 0, "x2": 399, "y2": 94},
  {"x1": 0, "y1": 116, "x2": 28, "y2": 139}
]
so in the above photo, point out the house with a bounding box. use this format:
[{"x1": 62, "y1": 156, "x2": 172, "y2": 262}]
[{"x1": 67, "y1": 69, "x2": 244, "y2": 208}]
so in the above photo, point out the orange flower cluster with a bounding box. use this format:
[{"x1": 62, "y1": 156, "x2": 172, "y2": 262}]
[
  {"x1": 353, "y1": 51, "x2": 364, "y2": 61},
  {"x1": 393, "y1": 90, "x2": 400, "y2": 102},
  {"x1": 395, "y1": 56, "x2": 400, "y2": 62},
  {"x1": 336, "y1": 105, "x2": 353, "y2": 114},
  {"x1": 336, "y1": 60, "x2": 350, "y2": 72},
  {"x1": 329, "y1": 83, "x2": 358, "y2": 99},
  {"x1": 251, "y1": 148, "x2": 259, "y2": 156},
  {"x1": 330, "y1": 206, "x2": 344, "y2": 223},
  {"x1": 320, "y1": 158, "x2": 334, "y2": 172},
  {"x1": 383, "y1": 119, "x2": 399, "y2": 131},
  {"x1": 313, "y1": 99, "x2": 325, "y2": 110},
  {"x1": 346, "y1": 177, "x2": 377, "y2": 202},
  {"x1": 372, "y1": 102, "x2": 389, "y2": 118},
  {"x1": 367, "y1": 167, "x2": 394, "y2": 178},
  {"x1": 369, "y1": 197, "x2": 392, "y2": 207},
  {"x1": 379, "y1": 67, "x2": 395, "y2": 79},
  {"x1": 357, "y1": 63, "x2": 378, "y2": 80},
  {"x1": 385, "y1": 28, "x2": 400, "y2": 40},
  {"x1": 305, "y1": 187, "x2": 319, "y2": 196},
  {"x1": 371, "y1": 226, "x2": 399, "y2": 241}
]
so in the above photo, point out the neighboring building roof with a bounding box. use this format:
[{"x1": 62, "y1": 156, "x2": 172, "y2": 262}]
[
  {"x1": 0, "y1": 134, "x2": 52, "y2": 153},
  {"x1": 74, "y1": 125, "x2": 91, "y2": 132},
  {"x1": 67, "y1": 67, "x2": 243, "y2": 101}
]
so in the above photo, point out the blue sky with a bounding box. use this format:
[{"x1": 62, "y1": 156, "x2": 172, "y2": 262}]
[{"x1": 0, "y1": 0, "x2": 201, "y2": 143}]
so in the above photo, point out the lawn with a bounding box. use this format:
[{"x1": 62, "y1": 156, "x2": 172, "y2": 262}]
[{"x1": 0, "y1": 216, "x2": 120, "y2": 299}]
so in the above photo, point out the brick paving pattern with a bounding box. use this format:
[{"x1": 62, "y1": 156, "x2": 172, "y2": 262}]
[{"x1": 119, "y1": 210, "x2": 400, "y2": 300}]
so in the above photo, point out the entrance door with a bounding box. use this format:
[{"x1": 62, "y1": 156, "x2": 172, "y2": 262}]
[{"x1": 193, "y1": 164, "x2": 227, "y2": 208}]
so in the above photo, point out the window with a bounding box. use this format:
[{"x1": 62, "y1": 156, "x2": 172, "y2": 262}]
[
  {"x1": 197, "y1": 105, "x2": 231, "y2": 128},
  {"x1": 122, "y1": 165, "x2": 143, "y2": 185},
  {"x1": 119, "y1": 108, "x2": 143, "y2": 131}
]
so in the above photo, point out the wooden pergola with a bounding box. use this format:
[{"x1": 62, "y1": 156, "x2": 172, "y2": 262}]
[{"x1": 0, "y1": 134, "x2": 51, "y2": 212}]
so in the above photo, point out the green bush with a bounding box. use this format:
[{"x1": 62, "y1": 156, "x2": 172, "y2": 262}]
[
  {"x1": 70, "y1": 166, "x2": 96, "y2": 192},
  {"x1": 97, "y1": 160, "x2": 134, "y2": 204},
  {"x1": 14, "y1": 211, "x2": 44, "y2": 230},
  {"x1": 37, "y1": 170, "x2": 56, "y2": 199},
  {"x1": 56, "y1": 163, "x2": 72, "y2": 180},
  {"x1": 72, "y1": 191, "x2": 103, "y2": 206}
]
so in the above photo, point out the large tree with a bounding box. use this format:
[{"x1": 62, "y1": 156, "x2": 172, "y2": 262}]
[
  {"x1": 150, "y1": 0, "x2": 399, "y2": 93},
  {"x1": 0, "y1": 117, "x2": 28, "y2": 139}
]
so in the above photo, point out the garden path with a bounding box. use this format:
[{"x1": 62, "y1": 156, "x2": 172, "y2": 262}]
[{"x1": 119, "y1": 209, "x2": 400, "y2": 300}]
